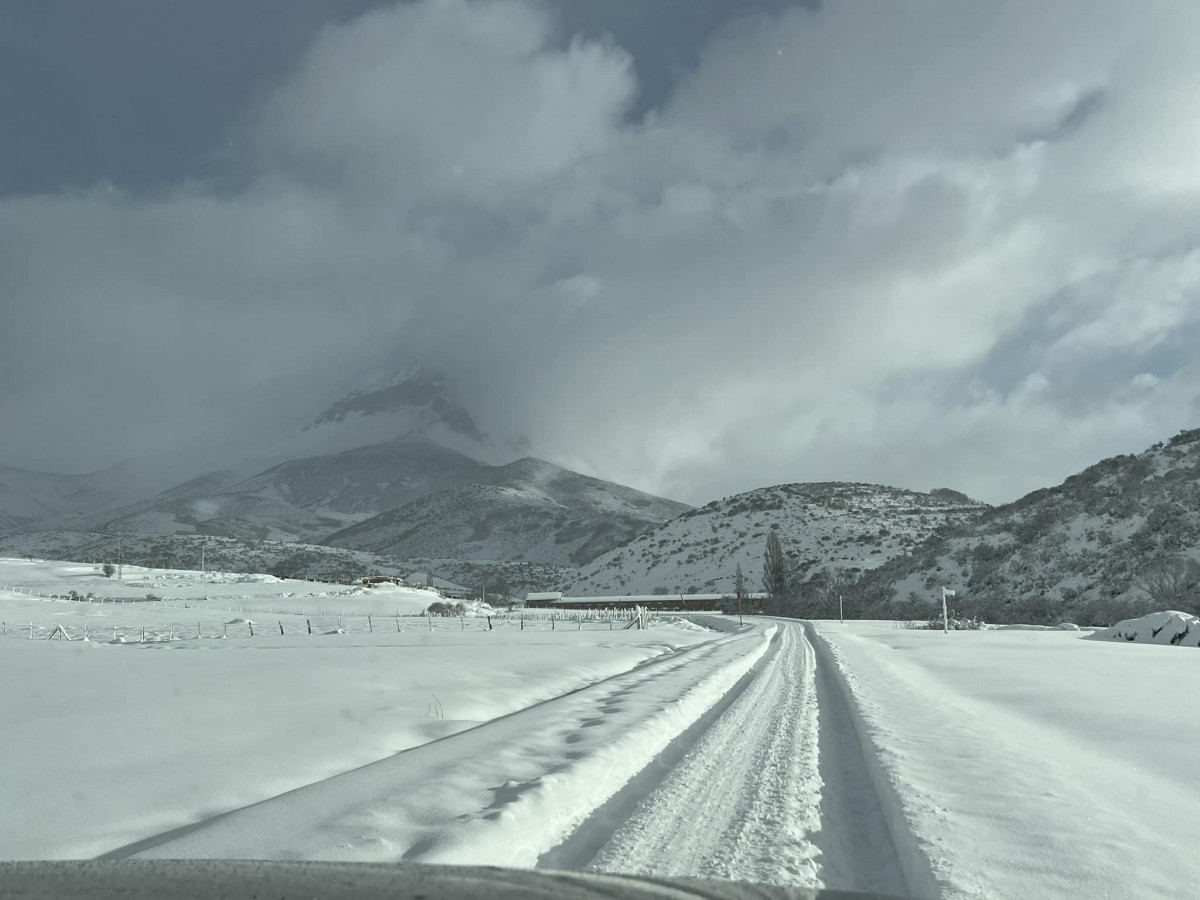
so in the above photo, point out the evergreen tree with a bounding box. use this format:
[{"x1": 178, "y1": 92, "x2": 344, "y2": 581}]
[{"x1": 762, "y1": 530, "x2": 792, "y2": 613}]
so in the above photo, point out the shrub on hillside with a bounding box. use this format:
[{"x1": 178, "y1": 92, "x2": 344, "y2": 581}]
[{"x1": 426, "y1": 601, "x2": 467, "y2": 617}]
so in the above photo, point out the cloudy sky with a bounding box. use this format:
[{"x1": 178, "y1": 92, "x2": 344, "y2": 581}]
[{"x1": 3, "y1": 0, "x2": 1199, "y2": 506}]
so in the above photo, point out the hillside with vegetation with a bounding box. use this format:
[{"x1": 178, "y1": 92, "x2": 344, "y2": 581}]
[
  {"x1": 846, "y1": 428, "x2": 1200, "y2": 625},
  {"x1": 564, "y1": 482, "x2": 987, "y2": 596}
]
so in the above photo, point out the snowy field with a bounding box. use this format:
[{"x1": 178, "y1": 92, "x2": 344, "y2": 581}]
[
  {"x1": 6, "y1": 555, "x2": 1200, "y2": 900},
  {"x1": 810, "y1": 620, "x2": 1200, "y2": 899},
  {"x1": 0, "y1": 557, "x2": 444, "y2": 618},
  {"x1": 0, "y1": 557, "x2": 749, "y2": 860}
]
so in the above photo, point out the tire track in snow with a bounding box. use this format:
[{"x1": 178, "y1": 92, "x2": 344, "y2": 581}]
[
  {"x1": 536, "y1": 628, "x2": 785, "y2": 871},
  {"x1": 574, "y1": 623, "x2": 825, "y2": 888},
  {"x1": 96, "y1": 636, "x2": 726, "y2": 861},
  {"x1": 803, "y1": 622, "x2": 936, "y2": 899},
  {"x1": 98, "y1": 626, "x2": 772, "y2": 864},
  {"x1": 805, "y1": 623, "x2": 910, "y2": 897}
]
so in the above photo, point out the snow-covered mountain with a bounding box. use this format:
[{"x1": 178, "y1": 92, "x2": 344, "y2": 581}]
[
  {"x1": 324, "y1": 457, "x2": 692, "y2": 565},
  {"x1": 53, "y1": 367, "x2": 516, "y2": 541},
  {"x1": 93, "y1": 439, "x2": 495, "y2": 543},
  {"x1": 0, "y1": 462, "x2": 154, "y2": 536},
  {"x1": 854, "y1": 427, "x2": 1200, "y2": 625},
  {"x1": 275, "y1": 365, "x2": 514, "y2": 464},
  {"x1": 0, "y1": 363, "x2": 691, "y2": 563},
  {"x1": 563, "y1": 482, "x2": 988, "y2": 595},
  {"x1": 0, "y1": 366, "x2": 502, "y2": 535}
]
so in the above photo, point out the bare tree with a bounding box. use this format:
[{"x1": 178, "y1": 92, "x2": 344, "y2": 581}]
[{"x1": 1138, "y1": 556, "x2": 1200, "y2": 616}]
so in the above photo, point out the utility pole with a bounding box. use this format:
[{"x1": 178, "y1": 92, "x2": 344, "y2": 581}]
[
  {"x1": 200, "y1": 544, "x2": 205, "y2": 575},
  {"x1": 839, "y1": 593, "x2": 843, "y2": 624},
  {"x1": 117, "y1": 537, "x2": 123, "y2": 580},
  {"x1": 735, "y1": 563, "x2": 744, "y2": 627},
  {"x1": 942, "y1": 586, "x2": 956, "y2": 634}
]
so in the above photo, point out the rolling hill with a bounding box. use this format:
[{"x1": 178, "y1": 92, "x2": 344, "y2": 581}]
[
  {"x1": 324, "y1": 457, "x2": 692, "y2": 565},
  {"x1": 563, "y1": 482, "x2": 988, "y2": 595},
  {"x1": 852, "y1": 427, "x2": 1200, "y2": 625}
]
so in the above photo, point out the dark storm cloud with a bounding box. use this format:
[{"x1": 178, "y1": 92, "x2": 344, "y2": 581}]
[
  {"x1": 0, "y1": 0, "x2": 391, "y2": 195},
  {"x1": 3, "y1": 0, "x2": 1200, "y2": 505}
]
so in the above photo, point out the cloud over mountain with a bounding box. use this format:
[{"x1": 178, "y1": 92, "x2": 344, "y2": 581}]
[{"x1": 2, "y1": 0, "x2": 1198, "y2": 504}]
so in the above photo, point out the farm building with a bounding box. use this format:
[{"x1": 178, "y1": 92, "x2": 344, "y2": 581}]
[
  {"x1": 522, "y1": 592, "x2": 768, "y2": 612},
  {"x1": 356, "y1": 576, "x2": 404, "y2": 587},
  {"x1": 524, "y1": 592, "x2": 564, "y2": 606}
]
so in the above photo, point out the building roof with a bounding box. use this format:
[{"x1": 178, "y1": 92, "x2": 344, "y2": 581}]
[{"x1": 539, "y1": 592, "x2": 769, "y2": 605}]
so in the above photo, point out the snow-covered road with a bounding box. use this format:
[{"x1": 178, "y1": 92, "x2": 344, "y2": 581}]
[
  {"x1": 574, "y1": 623, "x2": 825, "y2": 884},
  {"x1": 552, "y1": 621, "x2": 910, "y2": 897},
  {"x1": 98, "y1": 618, "x2": 918, "y2": 895}
]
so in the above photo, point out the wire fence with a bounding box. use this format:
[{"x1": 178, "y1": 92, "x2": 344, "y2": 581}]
[{"x1": 0, "y1": 607, "x2": 660, "y2": 643}]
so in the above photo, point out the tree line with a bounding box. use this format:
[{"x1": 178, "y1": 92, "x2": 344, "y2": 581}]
[
  {"x1": 748, "y1": 529, "x2": 859, "y2": 619},
  {"x1": 751, "y1": 529, "x2": 1200, "y2": 626}
]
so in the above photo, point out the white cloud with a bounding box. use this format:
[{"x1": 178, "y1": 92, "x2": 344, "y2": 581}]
[
  {"x1": 3, "y1": 0, "x2": 1200, "y2": 504},
  {"x1": 259, "y1": 0, "x2": 635, "y2": 196}
]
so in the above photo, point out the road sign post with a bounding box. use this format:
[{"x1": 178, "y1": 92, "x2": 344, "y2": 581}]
[{"x1": 942, "y1": 587, "x2": 956, "y2": 634}]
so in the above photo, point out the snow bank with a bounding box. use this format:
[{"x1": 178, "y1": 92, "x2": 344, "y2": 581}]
[
  {"x1": 671, "y1": 613, "x2": 746, "y2": 633},
  {"x1": 812, "y1": 621, "x2": 1200, "y2": 899},
  {"x1": 127, "y1": 624, "x2": 777, "y2": 866},
  {"x1": 1, "y1": 612, "x2": 720, "y2": 858},
  {"x1": 1087, "y1": 610, "x2": 1200, "y2": 647}
]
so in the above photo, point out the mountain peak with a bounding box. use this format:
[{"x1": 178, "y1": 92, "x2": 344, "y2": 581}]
[
  {"x1": 269, "y1": 365, "x2": 510, "y2": 464},
  {"x1": 308, "y1": 365, "x2": 485, "y2": 443}
]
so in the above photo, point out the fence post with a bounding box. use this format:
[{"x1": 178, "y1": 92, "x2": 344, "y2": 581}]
[
  {"x1": 113, "y1": 626, "x2": 118, "y2": 642},
  {"x1": 224, "y1": 622, "x2": 228, "y2": 638},
  {"x1": 395, "y1": 614, "x2": 400, "y2": 632},
  {"x1": 29, "y1": 622, "x2": 33, "y2": 639},
  {"x1": 307, "y1": 619, "x2": 312, "y2": 635},
  {"x1": 279, "y1": 621, "x2": 284, "y2": 636},
  {"x1": 249, "y1": 622, "x2": 254, "y2": 637},
  {"x1": 427, "y1": 616, "x2": 433, "y2": 632},
  {"x1": 368, "y1": 614, "x2": 373, "y2": 633},
  {"x1": 141, "y1": 626, "x2": 146, "y2": 643},
  {"x1": 460, "y1": 615, "x2": 465, "y2": 631},
  {"x1": 487, "y1": 616, "x2": 493, "y2": 631}
]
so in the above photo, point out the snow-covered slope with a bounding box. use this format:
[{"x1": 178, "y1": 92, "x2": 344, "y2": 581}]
[
  {"x1": 0, "y1": 531, "x2": 575, "y2": 597},
  {"x1": 813, "y1": 620, "x2": 1200, "y2": 899},
  {"x1": 564, "y1": 483, "x2": 987, "y2": 595},
  {"x1": 0, "y1": 366, "x2": 503, "y2": 538},
  {"x1": 324, "y1": 458, "x2": 692, "y2": 565},
  {"x1": 0, "y1": 462, "x2": 153, "y2": 535},
  {"x1": 93, "y1": 439, "x2": 494, "y2": 544},
  {"x1": 855, "y1": 427, "x2": 1200, "y2": 625}
]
